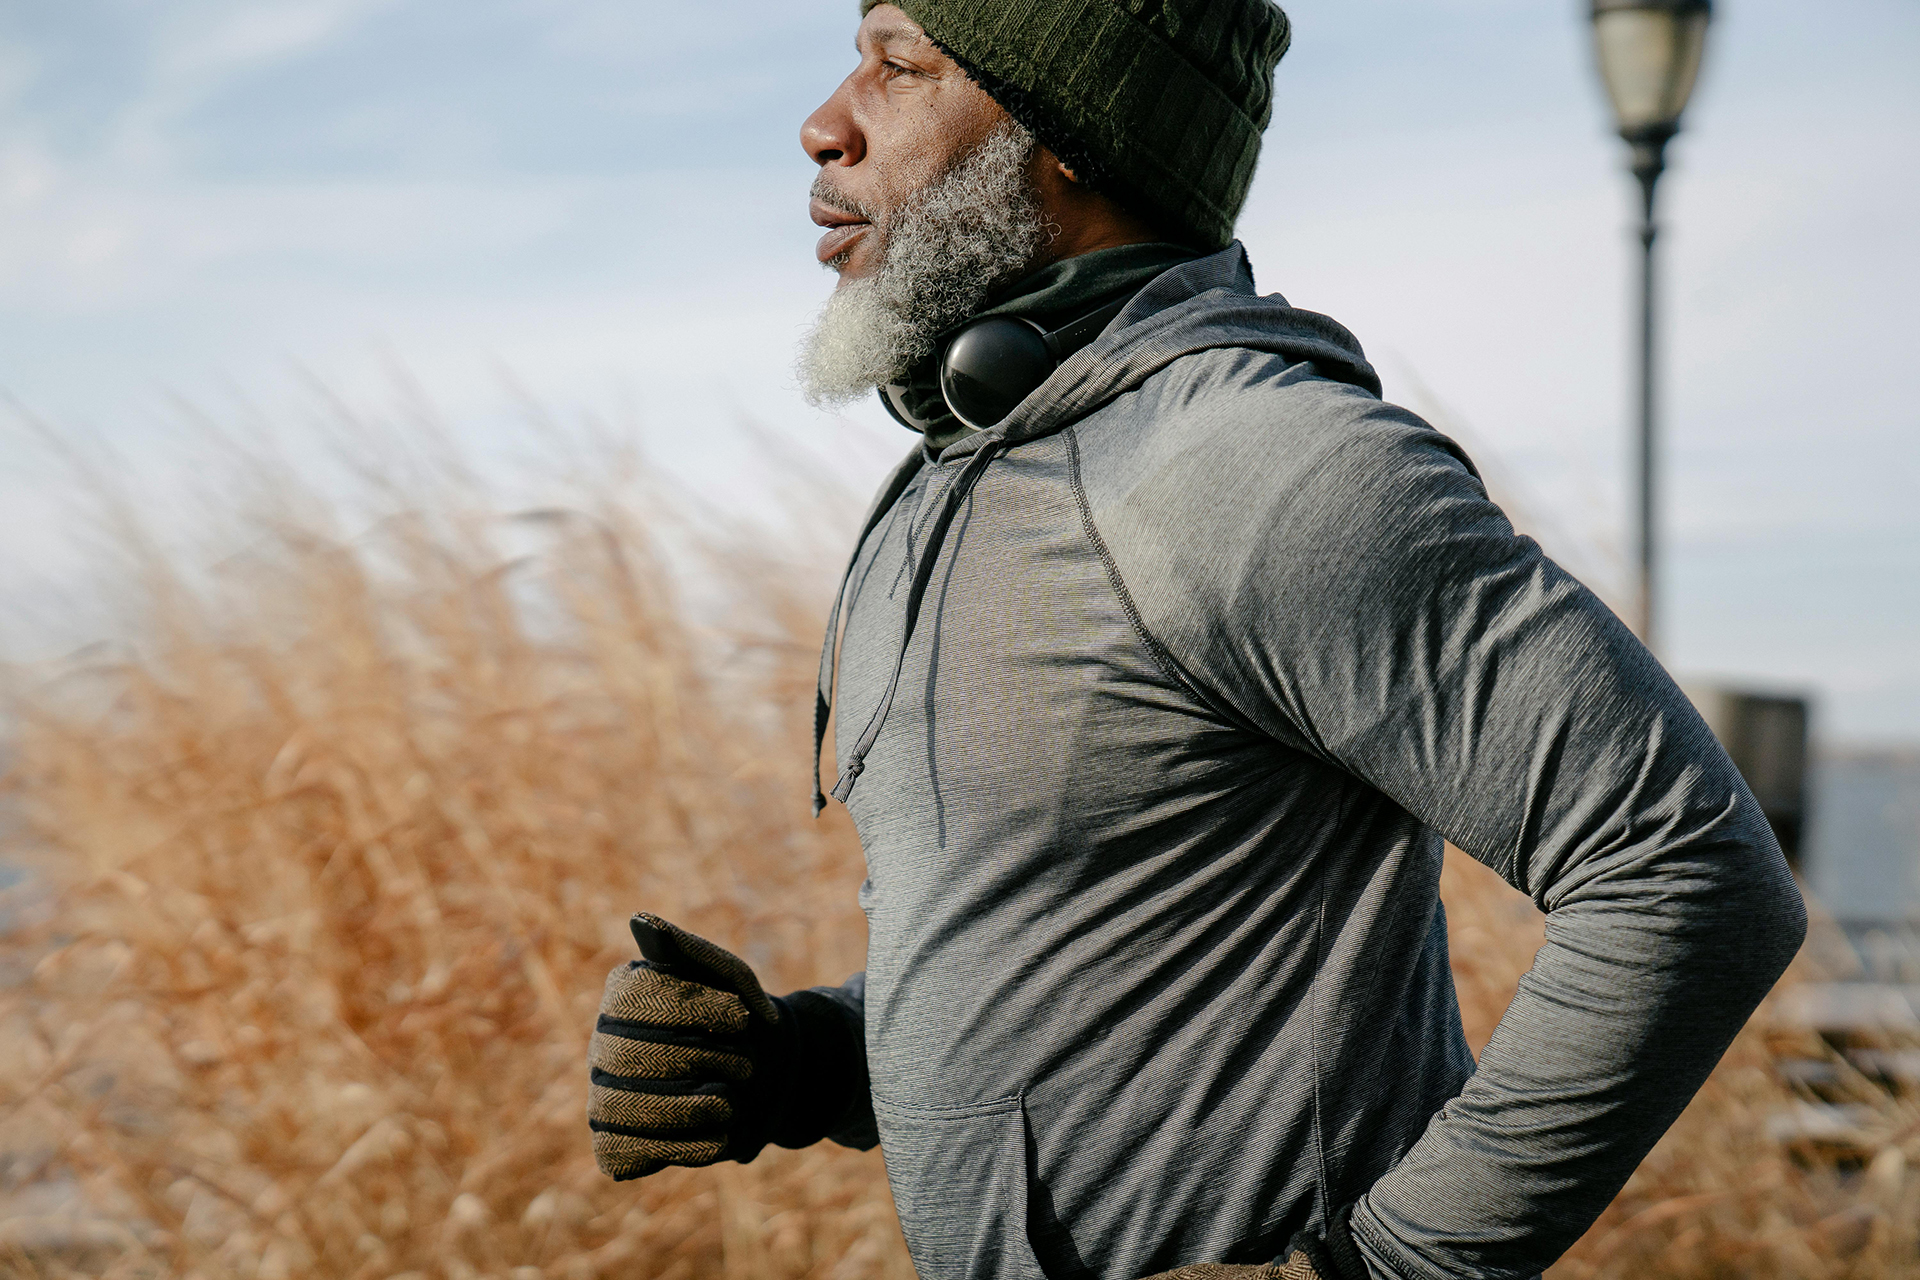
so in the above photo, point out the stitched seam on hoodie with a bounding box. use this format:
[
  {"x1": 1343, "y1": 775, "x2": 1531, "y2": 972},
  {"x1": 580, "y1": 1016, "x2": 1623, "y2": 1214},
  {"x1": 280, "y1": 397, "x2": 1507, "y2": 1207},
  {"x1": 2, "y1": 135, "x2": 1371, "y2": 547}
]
[
  {"x1": 1309, "y1": 867, "x2": 1331, "y2": 1243},
  {"x1": 1063, "y1": 425, "x2": 1215, "y2": 710}
]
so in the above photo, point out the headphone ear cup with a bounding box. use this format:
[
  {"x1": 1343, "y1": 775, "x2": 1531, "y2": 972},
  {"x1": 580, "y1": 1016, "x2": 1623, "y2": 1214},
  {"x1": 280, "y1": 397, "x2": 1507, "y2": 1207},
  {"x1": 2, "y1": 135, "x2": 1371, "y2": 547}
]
[{"x1": 940, "y1": 318, "x2": 1057, "y2": 432}]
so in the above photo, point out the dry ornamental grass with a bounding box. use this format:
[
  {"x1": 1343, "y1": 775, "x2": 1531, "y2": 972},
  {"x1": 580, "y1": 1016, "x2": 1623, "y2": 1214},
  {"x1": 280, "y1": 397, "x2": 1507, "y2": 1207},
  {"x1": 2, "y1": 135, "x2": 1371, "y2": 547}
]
[{"x1": 0, "y1": 437, "x2": 1910, "y2": 1278}]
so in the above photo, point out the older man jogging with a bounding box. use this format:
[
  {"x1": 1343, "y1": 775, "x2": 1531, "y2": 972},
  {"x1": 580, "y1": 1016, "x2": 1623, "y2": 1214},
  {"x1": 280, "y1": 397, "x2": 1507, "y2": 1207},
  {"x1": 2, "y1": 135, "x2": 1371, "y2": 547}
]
[{"x1": 584, "y1": 4, "x2": 1807, "y2": 1279}]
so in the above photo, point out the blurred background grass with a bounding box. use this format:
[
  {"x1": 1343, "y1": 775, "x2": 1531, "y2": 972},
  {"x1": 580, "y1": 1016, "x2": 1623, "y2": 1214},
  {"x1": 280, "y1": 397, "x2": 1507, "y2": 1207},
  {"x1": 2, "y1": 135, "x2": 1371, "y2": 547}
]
[{"x1": 0, "y1": 415, "x2": 1910, "y2": 1280}]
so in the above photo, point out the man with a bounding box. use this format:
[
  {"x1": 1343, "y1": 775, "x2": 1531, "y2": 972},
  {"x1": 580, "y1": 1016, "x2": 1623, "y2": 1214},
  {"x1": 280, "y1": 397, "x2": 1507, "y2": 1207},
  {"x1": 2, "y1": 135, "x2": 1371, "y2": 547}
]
[{"x1": 585, "y1": 3, "x2": 1807, "y2": 1278}]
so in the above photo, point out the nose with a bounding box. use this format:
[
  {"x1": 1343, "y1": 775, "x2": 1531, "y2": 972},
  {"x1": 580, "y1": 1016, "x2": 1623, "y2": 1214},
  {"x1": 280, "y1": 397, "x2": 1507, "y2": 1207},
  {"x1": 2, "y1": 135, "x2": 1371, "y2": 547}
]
[{"x1": 801, "y1": 77, "x2": 864, "y2": 169}]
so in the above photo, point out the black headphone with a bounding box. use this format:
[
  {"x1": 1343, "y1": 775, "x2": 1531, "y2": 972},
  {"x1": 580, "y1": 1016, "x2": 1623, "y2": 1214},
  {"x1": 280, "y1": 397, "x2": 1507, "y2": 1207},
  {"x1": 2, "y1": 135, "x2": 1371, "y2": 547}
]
[{"x1": 882, "y1": 293, "x2": 1133, "y2": 435}]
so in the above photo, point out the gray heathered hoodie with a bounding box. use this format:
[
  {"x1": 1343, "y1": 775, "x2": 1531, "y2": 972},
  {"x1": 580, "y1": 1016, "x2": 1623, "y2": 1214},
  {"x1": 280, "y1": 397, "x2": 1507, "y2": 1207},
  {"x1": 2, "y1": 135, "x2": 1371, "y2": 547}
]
[{"x1": 812, "y1": 244, "x2": 1806, "y2": 1280}]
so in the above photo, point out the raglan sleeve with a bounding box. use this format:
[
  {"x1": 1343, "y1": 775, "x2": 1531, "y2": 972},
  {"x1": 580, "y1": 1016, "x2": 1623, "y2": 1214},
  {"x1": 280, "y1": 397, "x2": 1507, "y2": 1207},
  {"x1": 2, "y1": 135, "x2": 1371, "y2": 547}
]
[{"x1": 1162, "y1": 404, "x2": 1806, "y2": 1279}]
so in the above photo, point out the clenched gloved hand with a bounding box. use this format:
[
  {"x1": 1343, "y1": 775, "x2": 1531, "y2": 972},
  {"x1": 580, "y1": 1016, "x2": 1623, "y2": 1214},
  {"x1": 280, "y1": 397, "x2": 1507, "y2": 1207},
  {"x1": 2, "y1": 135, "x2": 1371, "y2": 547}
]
[
  {"x1": 1134, "y1": 1265, "x2": 1303, "y2": 1280},
  {"x1": 1136, "y1": 1255, "x2": 1329, "y2": 1280},
  {"x1": 588, "y1": 913, "x2": 871, "y2": 1180},
  {"x1": 1136, "y1": 1206, "x2": 1370, "y2": 1280}
]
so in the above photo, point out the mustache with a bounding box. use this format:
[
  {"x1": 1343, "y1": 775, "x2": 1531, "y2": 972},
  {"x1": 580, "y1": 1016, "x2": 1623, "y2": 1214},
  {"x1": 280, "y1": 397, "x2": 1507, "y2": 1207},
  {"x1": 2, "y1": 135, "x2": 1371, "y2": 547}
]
[{"x1": 810, "y1": 174, "x2": 883, "y2": 224}]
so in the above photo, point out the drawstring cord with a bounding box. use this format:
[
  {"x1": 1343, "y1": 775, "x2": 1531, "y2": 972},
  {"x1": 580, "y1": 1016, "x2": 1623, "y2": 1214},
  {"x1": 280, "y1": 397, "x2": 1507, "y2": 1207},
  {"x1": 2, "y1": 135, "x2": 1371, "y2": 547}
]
[
  {"x1": 811, "y1": 455, "x2": 927, "y2": 816},
  {"x1": 812, "y1": 437, "x2": 1006, "y2": 815}
]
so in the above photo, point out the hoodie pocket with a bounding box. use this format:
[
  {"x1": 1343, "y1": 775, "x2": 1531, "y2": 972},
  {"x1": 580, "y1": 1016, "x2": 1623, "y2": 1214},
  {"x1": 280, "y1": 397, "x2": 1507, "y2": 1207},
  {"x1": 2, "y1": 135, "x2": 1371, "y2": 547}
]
[{"x1": 872, "y1": 1092, "x2": 1049, "y2": 1280}]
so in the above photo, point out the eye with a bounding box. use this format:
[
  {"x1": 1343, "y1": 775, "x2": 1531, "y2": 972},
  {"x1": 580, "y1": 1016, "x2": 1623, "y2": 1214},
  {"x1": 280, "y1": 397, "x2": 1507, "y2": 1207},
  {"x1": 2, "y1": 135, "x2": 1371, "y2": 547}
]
[{"x1": 881, "y1": 59, "x2": 922, "y2": 80}]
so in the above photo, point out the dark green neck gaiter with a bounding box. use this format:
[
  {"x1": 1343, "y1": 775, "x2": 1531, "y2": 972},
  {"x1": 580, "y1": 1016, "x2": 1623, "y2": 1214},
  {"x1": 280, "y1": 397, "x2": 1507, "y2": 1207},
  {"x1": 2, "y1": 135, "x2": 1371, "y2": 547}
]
[{"x1": 884, "y1": 241, "x2": 1201, "y2": 454}]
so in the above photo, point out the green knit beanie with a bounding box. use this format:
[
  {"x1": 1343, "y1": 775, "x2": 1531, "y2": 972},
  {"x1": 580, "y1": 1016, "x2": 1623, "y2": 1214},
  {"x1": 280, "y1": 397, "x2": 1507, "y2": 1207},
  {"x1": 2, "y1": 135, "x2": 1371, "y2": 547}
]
[{"x1": 858, "y1": 0, "x2": 1292, "y2": 250}]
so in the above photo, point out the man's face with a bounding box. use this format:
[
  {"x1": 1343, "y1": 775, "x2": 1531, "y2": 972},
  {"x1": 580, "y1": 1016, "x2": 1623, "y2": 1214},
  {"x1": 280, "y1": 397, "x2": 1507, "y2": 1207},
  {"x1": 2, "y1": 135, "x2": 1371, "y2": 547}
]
[{"x1": 801, "y1": 6, "x2": 1012, "y2": 286}]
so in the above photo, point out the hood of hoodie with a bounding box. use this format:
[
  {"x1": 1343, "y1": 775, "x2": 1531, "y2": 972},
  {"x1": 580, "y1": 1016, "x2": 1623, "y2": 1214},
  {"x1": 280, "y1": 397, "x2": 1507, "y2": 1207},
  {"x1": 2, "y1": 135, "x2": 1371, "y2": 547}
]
[{"x1": 937, "y1": 240, "x2": 1382, "y2": 458}]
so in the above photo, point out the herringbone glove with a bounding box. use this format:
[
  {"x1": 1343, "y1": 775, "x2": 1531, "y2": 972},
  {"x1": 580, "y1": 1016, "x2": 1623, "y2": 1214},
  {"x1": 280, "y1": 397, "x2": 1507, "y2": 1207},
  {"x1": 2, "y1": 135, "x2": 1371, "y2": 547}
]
[
  {"x1": 588, "y1": 913, "x2": 869, "y2": 1180},
  {"x1": 1285, "y1": 1204, "x2": 1370, "y2": 1280},
  {"x1": 1134, "y1": 1262, "x2": 1305, "y2": 1280},
  {"x1": 1137, "y1": 1201, "x2": 1371, "y2": 1280}
]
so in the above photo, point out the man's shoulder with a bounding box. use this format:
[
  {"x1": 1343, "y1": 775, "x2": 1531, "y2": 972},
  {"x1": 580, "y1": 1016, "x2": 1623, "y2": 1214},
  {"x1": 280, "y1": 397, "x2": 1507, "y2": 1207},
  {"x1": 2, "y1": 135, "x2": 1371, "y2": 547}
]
[
  {"x1": 1072, "y1": 347, "x2": 1478, "y2": 534},
  {"x1": 1065, "y1": 346, "x2": 1519, "y2": 704}
]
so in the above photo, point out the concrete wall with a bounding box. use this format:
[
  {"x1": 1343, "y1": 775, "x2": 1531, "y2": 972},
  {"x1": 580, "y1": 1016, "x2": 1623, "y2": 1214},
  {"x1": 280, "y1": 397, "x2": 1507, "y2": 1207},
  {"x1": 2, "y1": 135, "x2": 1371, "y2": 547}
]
[{"x1": 1807, "y1": 750, "x2": 1920, "y2": 925}]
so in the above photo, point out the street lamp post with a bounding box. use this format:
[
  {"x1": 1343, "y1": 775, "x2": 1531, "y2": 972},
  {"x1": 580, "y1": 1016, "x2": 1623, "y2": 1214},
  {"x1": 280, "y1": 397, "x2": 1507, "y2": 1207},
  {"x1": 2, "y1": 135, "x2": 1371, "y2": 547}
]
[{"x1": 1589, "y1": 0, "x2": 1713, "y2": 651}]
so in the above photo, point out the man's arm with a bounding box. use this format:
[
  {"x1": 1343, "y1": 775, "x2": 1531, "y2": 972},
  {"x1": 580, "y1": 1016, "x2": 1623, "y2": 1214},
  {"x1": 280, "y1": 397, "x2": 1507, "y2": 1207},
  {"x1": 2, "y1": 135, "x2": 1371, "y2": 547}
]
[{"x1": 1107, "y1": 397, "x2": 1805, "y2": 1279}]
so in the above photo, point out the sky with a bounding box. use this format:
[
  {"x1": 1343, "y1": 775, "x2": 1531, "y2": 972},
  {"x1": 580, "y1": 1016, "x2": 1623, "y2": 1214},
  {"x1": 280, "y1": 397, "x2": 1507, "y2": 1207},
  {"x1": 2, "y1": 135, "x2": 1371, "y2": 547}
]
[{"x1": 0, "y1": 0, "x2": 1915, "y2": 742}]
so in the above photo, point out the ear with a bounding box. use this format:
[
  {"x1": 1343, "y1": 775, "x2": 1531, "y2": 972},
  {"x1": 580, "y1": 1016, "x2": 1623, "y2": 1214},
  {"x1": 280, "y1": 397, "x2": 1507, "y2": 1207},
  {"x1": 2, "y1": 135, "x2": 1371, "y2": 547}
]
[{"x1": 1057, "y1": 158, "x2": 1082, "y2": 184}]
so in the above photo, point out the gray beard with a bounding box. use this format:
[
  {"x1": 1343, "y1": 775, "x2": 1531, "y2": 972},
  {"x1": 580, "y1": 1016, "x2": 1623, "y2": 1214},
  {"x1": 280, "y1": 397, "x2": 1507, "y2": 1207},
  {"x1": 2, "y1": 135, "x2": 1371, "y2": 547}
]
[{"x1": 798, "y1": 120, "x2": 1049, "y2": 408}]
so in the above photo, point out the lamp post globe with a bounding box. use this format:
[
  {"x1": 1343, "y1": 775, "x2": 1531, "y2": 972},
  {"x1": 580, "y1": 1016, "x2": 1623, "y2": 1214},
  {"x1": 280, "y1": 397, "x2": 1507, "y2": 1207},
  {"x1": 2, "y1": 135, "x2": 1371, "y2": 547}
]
[{"x1": 1589, "y1": 0, "x2": 1713, "y2": 650}]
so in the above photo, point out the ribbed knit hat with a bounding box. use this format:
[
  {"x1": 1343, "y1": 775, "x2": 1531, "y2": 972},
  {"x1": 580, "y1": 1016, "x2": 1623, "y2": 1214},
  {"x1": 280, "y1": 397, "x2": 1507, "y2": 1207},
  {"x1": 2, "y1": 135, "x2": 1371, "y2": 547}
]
[{"x1": 859, "y1": 0, "x2": 1292, "y2": 250}]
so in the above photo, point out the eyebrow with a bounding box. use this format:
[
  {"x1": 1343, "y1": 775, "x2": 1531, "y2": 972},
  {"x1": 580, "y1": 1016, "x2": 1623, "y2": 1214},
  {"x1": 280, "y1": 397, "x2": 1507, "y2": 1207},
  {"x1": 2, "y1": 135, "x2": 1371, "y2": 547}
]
[{"x1": 862, "y1": 24, "x2": 934, "y2": 51}]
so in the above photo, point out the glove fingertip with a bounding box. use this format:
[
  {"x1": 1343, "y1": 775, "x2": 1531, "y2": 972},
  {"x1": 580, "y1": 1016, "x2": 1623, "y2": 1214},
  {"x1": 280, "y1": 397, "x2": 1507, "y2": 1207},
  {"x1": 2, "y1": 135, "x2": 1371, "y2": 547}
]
[
  {"x1": 629, "y1": 914, "x2": 682, "y2": 967},
  {"x1": 625, "y1": 914, "x2": 780, "y2": 1026}
]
